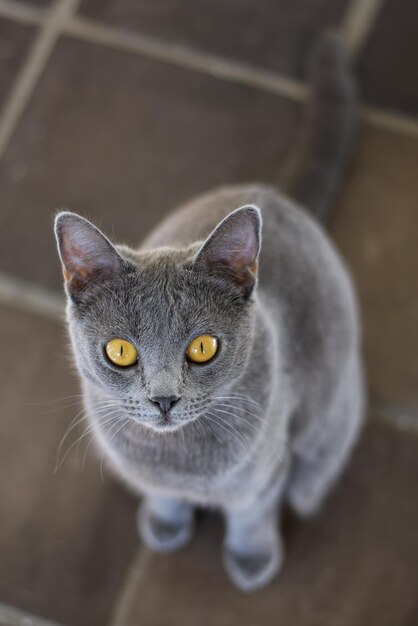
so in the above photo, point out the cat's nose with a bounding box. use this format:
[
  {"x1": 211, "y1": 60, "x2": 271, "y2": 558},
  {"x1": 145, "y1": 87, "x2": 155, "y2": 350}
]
[{"x1": 148, "y1": 395, "x2": 180, "y2": 416}]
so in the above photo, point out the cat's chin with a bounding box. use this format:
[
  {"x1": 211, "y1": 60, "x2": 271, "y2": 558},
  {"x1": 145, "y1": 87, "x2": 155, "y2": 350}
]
[
  {"x1": 121, "y1": 410, "x2": 199, "y2": 436},
  {"x1": 141, "y1": 417, "x2": 190, "y2": 434},
  {"x1": 150, "y1": 422, "x2": 182, "y2": 434}
]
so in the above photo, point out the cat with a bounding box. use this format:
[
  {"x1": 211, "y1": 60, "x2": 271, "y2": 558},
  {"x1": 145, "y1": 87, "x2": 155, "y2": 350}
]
[{"x1": 54, "y1": 33, "x2": 364, "y2": 592}]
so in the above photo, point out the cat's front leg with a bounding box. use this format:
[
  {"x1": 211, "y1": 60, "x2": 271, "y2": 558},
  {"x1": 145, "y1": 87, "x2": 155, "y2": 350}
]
[
  {"x1": 138, "y1": 493, "x2": 195, "y2": 552},
  {"x1": 223, "y1": 498, "x2": 283, "y2": 592}
]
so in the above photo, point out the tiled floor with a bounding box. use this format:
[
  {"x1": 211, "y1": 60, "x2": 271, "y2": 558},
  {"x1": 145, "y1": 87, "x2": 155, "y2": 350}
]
[
  {"x1": 0, "y1": 18, "x2": 36, "y2": 107},
  {"x1": 357, "y1": 0, "x2": 418, "y2": 115},
  {"x1": 0, "y1": 1, "x2": 417, "y2": 625},
  {"x1": 79, "y1": 0, "x2": 351, "y2": 77},
  {"x1": 0, "y1": 36, "x2": 299, "y2": 288},
  {"x1": 0, "y1": 307, "x2": 138, "y2": 626},
  {"x1": 331, "y1": 123, "x2": 418, "y2": 411}
]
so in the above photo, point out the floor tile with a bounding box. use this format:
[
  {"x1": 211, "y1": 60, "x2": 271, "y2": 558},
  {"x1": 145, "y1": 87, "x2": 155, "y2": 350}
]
[
  {"x1": 115, "y1": 418, "x2": 418, "y2": 626},
  {"x1": 331, "y1": 123, "x2": 418, "y2": 412},
  {"x1": 357, "y1": 0, "x2": 418, "y2": 116},
  {"x1": 79, "y1": 0, "x2": 350, "y2": 77},
  {"x1": 0, "y1": 36, "x2": 299, "y2": 290},
  {"x1": 14, "y1": 0, "x2": 50, "y2": 5},
  {"x1": 0, "y1": 18, "x2": 36, "y2": 108},
  {"x1": 0, "y1": 305, "x2": 138, "y2": 626}
]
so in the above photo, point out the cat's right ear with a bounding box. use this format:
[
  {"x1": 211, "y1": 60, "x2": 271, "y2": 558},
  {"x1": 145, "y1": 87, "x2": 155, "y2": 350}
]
[
  {"x1": 194, "y1": 205, "x2": 261, "y2": 297},
  {"x1": 54, "y1": 212, "x2": 124, "y2": 303}
]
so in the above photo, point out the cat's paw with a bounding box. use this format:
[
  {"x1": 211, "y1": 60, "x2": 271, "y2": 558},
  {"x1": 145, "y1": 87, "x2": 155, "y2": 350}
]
[
  {"x1": 223, "y1": 543, "x2": 283, "y2": 592},
  {"x1": 137, "y1": 503, "x2": 194, "y2": 553},
  {"x1": 287, "y1": 478, "x2": 324, "y2": 518}
]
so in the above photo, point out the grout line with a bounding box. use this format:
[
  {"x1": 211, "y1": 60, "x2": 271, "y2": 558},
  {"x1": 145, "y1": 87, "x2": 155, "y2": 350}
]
[
  {"x1": 0, "y1": 272, "x2": 64, "y2": 320},
  {"x1": 341, "y1": 0, "x2": 385, "y2": 57},
  {"x1": 65, "y1": 17, "x2": 308, "y2": 101},
  {"x1": 0, "y1": 0, "x2": 82, "y2": 160},
  {"x1": 108, "y1": 547, "x2": 152, "y2": 626},
  {"x1": 0, "y1": 1, "x2": 417, "y2": 139},
  {"x1": 0, "y1": 0, "x2": 44, "y2": 25},
  {"x1": 0, "y1": 602, "x2": 64, "y2": 626},
  {"x1": 63, "y1": 17, "x2": 418, "y2": 139},
  {"x1": 371, "y1": 399, "x2": 418, "y2": 436},
  {"x1": 362, "y1": 105, "x2": 418, "y2": 137}
]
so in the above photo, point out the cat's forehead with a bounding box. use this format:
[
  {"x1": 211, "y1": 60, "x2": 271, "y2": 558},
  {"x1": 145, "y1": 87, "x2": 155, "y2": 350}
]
[
  {"x1": 132, "y1": 259, "x2": 215, "y2": 310},
  {"x1": 81, "y1": 257, "x2": 242, "y2": 340}
]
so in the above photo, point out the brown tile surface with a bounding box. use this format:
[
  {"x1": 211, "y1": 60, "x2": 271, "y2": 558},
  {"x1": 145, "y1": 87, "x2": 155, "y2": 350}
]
[
  {"x1": 79, "y1": 0, "x2": 350, "y2": 77},
  {"x1": 115, "y1": 418, "x2": 418, "y2": 626},
  {"x1": 0, "y1": 18, "x2": 35, "y2": 108},
  {"x1": 331, "y1": 124, "x2": 418, "y2": 411},
  {"x1": 14, "y1": 0, "x2": 50, "y2": 5},
  {"x1": 0, "y1": 36, "x2": 298, "y2": 290},
  {"x1": 0, "y1": 304, "x2": 138, "y2": 626},
  {"x1": 357, "y1": 0, "x2": 418, "y2": 116},
  {"x1": 14, "y1": 0, "x2": 50, "y2": 4}
]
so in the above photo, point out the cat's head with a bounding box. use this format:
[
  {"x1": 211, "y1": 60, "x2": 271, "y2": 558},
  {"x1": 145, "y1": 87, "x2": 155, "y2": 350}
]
[{"x1": 54, "y1": 206, "x2": 262, "y2": 433}]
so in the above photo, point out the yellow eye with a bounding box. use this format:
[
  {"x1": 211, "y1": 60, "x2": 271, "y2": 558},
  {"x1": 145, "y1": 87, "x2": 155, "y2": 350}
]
[
  {"x1": 186, "y1": 335, "x2": 218, "y2": 363},
  {"x1": 105, "y1": 338, "x2": 138, "y2": 367}
]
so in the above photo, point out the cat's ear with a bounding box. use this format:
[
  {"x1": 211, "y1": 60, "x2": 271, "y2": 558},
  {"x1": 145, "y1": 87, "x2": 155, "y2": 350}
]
[
  {"x1": 54, "y1": 212, "x2": 124, "y2": 302},
  {"x1": 194, "y1": 205, "x2": 261, "y2": 296}
]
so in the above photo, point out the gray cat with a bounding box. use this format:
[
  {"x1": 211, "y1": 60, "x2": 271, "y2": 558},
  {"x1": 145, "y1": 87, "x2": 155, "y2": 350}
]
[{"x1": 54, "y1": 33, "x2": 364, "y2": 591}]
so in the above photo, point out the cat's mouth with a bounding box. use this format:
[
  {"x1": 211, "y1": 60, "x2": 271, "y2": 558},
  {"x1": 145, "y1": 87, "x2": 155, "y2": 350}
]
[
  {"x1": 122, "y1": 412, "x2": 198, "y2": 435},
  {"x1": 119, "y1": 395, "x2": 210, "y2": 433},
  {"x1": 151, "y1": 417, "x2": 183, "y2": 432},
  {"x1": 142, "y1": 409, "x2": 202, "y2": 433},
  {"x1": 119, "y1": 403, "x2": 199, "y2": 434}
]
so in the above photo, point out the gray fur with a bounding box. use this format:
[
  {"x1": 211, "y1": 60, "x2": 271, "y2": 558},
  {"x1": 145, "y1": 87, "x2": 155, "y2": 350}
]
[
  {"x1": 54, "y1": 34, "x2": 364, "y2": 592},
  {"x1": 280, "y1": 31, "x2": 358, "y2": 222}
]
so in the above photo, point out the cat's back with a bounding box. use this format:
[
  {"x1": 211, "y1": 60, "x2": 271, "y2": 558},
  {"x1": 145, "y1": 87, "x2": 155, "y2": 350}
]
[{"x1": 142, "y1": 184, "x2": 282, "y2": 251}]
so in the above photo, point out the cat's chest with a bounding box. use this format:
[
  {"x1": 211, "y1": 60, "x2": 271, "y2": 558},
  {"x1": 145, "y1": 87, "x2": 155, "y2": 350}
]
[{"x1": 103, "y1": 426, "x2": 257, "y2": 504}]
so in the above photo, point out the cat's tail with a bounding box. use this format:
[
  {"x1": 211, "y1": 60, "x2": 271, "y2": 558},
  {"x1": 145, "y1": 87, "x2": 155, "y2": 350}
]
[{"x1": 280, "y1": 32, "x2": 358, "y2": 223}]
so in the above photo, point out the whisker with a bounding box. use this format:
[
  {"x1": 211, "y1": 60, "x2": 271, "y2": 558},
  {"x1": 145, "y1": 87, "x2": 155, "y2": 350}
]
[
  {"x1": 194, "y1": 417, "x2": 206, "y2": 442},
  {"x1": 179, "y1": 422, "x2": 186, "y2": 454},
  {"x1": 212, "y1": 406, "x2": 263, "y2": 434},
  {"x1": 42, "y1": 399, "x2": 84, "y2": 414},
  {"x1": 98, "y1": 415, "x2": 131, "y2": 479},
  {"x1": 205, "y1": 411, "x2": 247, "y2": 450},
  {"x1": 200, "y1": 417, "x2": 222, "y2": 445},
  {"x1": 80, "y1": 408, "x2": 126, "y2": 472},
  {"x1": 25, "y1": 393, "x2": 83, "y2": 407},
  {"x1": 56, "y1": 407, "x2": 89, "y2": 461},
  {"x1": 54, "y1": 409, "x2": 121, "y2": 473},
  {"x1": 210, "y1": 407, "x2": 284, "y2": 465},
  {"x1": 204, "y1": 412, "x2": 237, "y2": 442},
  {"x1": 81, "y1": 433, "x2": 99, "y2": 472},
  {"x1": 96, "y1": 416, "x2": 124, "y2": 482},
  {"x1": 215, "y1": 394, "x2": 263, "y2": 409},
  {"x1": 55, "y1": 401, "x2": 121, "y2": 460},
  {"x1": 213, "y1": 402, "x2": 266, "y2": 423},
  {"x1": 78, "y1": 410, "x2": 123, "y2": 462}
]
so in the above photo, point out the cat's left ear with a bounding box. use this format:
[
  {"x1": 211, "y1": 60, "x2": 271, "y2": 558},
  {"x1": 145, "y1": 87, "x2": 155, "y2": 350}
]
[
  {"x1": 194, "y1": 205, "x2": 261, "y2": 297},
  {"x1": 54, "y1": 212, "x2": 124, "y2": 303}
]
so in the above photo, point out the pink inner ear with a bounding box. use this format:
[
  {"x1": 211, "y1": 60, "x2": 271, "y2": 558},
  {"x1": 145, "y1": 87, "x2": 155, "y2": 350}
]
[
  {"x1": 195, "y1": 205, "x2": 261, "y2": 291},
  {"x1": 226, "y1": 228, "x2": 259, "y2": 271},
  {"x1": 63, "y1": 240, "x2": 92, "y2": 278},
  {"x1": 61, "y1": 239, "x2": 106, "y2": 286},
  {"x1": 56, "y1": 212, "x2": 123, "y2": 295}
]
